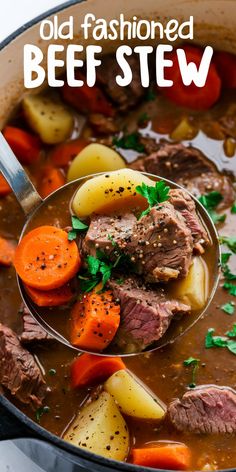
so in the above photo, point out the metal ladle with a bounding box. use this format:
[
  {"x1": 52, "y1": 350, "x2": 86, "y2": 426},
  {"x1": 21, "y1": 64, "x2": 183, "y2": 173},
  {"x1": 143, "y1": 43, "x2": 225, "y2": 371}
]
[{"x1": 0, "y1": 131, "x2": 220, "y2": 356}]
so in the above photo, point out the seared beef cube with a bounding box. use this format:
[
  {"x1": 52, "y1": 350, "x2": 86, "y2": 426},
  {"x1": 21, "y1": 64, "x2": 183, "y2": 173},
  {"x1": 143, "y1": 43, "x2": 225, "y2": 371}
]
[
  {"x1": 83, "y1": 213, "x2": 137, "y2": 257},
  {"x1": 131, "y1": 141, "x2": 235, "y2": 209},
  {"x1": 168, "y1": 385, "x2": 236, "y2": 434},
  {"x1": 20, "y1": 305, "x2": 54, "y2": 345},
  {"x1": 109, "y1": 277, "x2": 190, "y2": 352},
  {"x1": 169, "y1": 189, "x2": 209, "y2": 253},
  {"x1": 0, "y1": 323, "x2": 47, "y2": 409},
  {"x1": 128, "y1": 204, "x2": 193, "y2": 283},
  {"x1": 97, "y1": 55, "x2": 145, "y2": 112},
  {"x1": 89, "y1": 113, "x2": 118, "y2": 135}
]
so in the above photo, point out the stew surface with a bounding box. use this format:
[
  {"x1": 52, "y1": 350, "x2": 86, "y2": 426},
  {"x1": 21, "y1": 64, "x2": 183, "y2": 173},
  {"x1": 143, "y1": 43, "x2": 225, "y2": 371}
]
[{"x1": 0, "y1": 45, "x2": 236, "y2": 471}]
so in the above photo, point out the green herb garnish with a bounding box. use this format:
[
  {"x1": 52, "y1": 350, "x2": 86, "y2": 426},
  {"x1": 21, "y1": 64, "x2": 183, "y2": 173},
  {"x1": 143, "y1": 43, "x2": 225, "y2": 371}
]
[
  {"x1": 219, "y1": 236, "x2": 236, "y2": 254},
  {"x1": 221, "y1": 253, "x2": 231, "y2": 265},
  {"x1": 205, "y1": 326, "x2": 236, "y2": 355},
  {"x1": 199, "y1": 191, "x2": 226, "y2": 224},
  {"x1": 138, "y1": 112, "x2": 150, "y2": 125},
  {"x1": 223, "y1": 282, "x2": 236, "y2": 297},
  {"x1": 49, "y1": 368, "x2": 57, "y2": 376},
  {"x1": 231, "y1": 202, "x2": 236, "y2": 214},
  {"x1": 79, "y1": 248, "x2": 131, "y2": 293},
  {"x1": 136, "y1": 181, "x2": 170, "y2": 219},
  {"x1": 68, "y1": 216, "x2": 88, "y2": 241},
  {"x1": 113, "y1": 133, "x2": 145, "y2": 153},
  {"x1": 221, "y1": 302, "x2": 235, "y2": 315},
  {"x1": 36, "y1": 405, "x2": 50, "y2": 423},
  {"x1": 183, "y1": 357, "x2": 200, "y2": 388}
]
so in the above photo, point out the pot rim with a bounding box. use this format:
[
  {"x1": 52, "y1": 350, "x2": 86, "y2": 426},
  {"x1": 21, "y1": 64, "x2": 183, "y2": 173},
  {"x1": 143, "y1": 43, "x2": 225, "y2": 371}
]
[{"x1": 0, "y1": 2, "x2": 235, "y2": 471}]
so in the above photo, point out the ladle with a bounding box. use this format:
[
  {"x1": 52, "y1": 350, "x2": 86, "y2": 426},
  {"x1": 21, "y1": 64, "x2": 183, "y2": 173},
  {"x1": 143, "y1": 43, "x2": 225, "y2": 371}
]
[{"x1": 0, "y1": 131, "x2": 220, "y2": 356}]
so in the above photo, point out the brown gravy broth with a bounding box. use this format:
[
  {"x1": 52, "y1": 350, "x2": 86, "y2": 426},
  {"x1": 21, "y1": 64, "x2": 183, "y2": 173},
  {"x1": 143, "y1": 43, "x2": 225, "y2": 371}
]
[{"x1": 0, "y1": 88, "x2": 236, "y2": 470}]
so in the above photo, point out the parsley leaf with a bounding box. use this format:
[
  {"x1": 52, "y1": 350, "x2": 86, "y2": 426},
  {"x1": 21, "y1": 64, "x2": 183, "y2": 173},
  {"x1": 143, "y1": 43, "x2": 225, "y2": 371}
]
[
  {"x1": 138, "y1": 112, "x2": 150, "y2": 125},
  {"x1": 35, "y1": 405, "x2": 50, "y2": 423},
  {"x1": 205, "y1": 328, "x2": 228, "y2": 348},
  {"x1": 231, "y1": 202, "x2": 236, "y2": 214},
  {"x1": 224, "y1": 282, "x2": 236, "y2": 297},
  {"x1": 68, "y1": 216, "x2": 88, "y2": 241},
  {"x1": 205, "y1": 325, "x2": 236, "y2": 356},
  {"x1": 183, "y1": 357, "x2": 200, "y2": 388},
  {"x1": 219, "y1": 236, "x2": 236, "y2": 254},
  {"x1": 199, "y1": 191, "x2": 226, "y2": 224},
  {"x1": 113, "y1": 133, "x2": 145, "y2": 153},
  {"x1": 145, "y1": 87, "x2": 156, "y2": 101},
  {"x1": 136, "y1": 181, "x2": 170, "y2": 219},
  {"x1": 221, "y1": 302, "x2": 235, "y2": 315},
  {"x1": 226, "y1": 323, "x2": 236, "y2": 337},
  {"x1": 221, "y1": 253, "x2": 232, "y2": 265}
]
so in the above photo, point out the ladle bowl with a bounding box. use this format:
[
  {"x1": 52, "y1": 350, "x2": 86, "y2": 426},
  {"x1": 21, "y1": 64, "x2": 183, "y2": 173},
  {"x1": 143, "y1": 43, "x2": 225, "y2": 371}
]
[{"x1": 0, "y1": 131, "x2": 220, "y2": 356}]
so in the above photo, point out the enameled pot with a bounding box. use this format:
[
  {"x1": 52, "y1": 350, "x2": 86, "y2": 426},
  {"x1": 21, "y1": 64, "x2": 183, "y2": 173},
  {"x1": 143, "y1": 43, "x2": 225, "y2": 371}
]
[{"x1": 0, "y1": 1, "x2": 236, "y2": 471}]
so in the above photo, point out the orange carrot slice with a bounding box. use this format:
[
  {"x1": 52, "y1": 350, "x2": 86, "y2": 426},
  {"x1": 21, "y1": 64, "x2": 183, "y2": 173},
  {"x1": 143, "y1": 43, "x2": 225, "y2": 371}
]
[
  {"x1": 50, "y1": 139, "x2": 88, "y2": 167},
  {"x1": 70, "y1": 291, "x2": 120, "y2": 352},
  {"x1": 14, "y1": 226, "x2": 81, "y2": 290},
  {"x1": 132, "y1": 444, "x2": 192, "y2": 470},
  {"x1": 71, "y1": 353, "x2": 125, "y2": 389},
  {"x1": 3, "y1": 126, "x2": 41, "y2": 165},
  {"x1": 39, "y1": 166, "x2": 65, "y2": 198},
  {"x1": 24, "y1": 283, "x2": 74, "y2": 307}
]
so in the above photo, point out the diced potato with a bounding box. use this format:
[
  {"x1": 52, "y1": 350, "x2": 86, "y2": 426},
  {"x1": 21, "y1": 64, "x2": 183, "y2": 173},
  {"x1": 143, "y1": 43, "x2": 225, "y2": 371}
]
[
  {"x1": 72, "y1": 168, "x2": 154, "y2": 218},
  {"x1": 173, "y1": 257, "x2": 208, "y2": 310},
  {"x1": 63, "y1": 391, "x2": 129, "y2": 461},
  {"x1": 23, "y1": 94, "x2": 74, "y2": 144},
  {"x1": 67, "y1": 143, "x2": 126, "y2": 181},
  {"x1": 104, "y1": 369, "x2": 166, "y2": 420}
]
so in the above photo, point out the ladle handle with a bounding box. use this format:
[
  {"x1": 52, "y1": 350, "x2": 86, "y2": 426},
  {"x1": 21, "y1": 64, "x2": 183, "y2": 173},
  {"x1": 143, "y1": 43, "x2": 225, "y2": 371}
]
[{"x1": 0, "y1": 132, "x2": 42, "y2": 216}]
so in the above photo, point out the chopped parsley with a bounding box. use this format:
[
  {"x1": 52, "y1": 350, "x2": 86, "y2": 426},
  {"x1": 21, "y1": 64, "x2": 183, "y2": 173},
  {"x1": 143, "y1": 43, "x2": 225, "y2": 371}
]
[
  {"x1": 36, "y1": 405, "x2": 50, "y2": 423},
  {"x1": 219, "y1": 236, "x2": 236, "y2": 254},
  {"x1": 221, "y1": 252, "x2": 231, "y2": 265},
  {"x1": 223, "y1": 282, "x2": 236, "y2": 297},
  {"x1": 113, "y1": 132, "x2": 145, "y2": 153},
  {"x1": 68, "y1": 216, "x2": 88, "y2": 241},
  {"x1": 138, "y1": 112, "x2": 150, "y2": 125},
  {"x1": 205, "y1": 326, "x2": 236, "y2": 355},
  {"x1": 79, "y1": 248, "x2": 131, "y2": 293},
  {"x1": 199, "y1": 191, "x2": 226, "y2": 224},
  {"x1": 183, "y1": 357, "x2": 200, "y2": 388},
  {"x1": 49, "y1": 368, "x2": 57, "y2": 376},
  {"x1": 231, "y1": 202, "x2": 236, "y2": 214},
  {"x1": 221, "y1": 302, "x2": 235, "y2": 315},
  {"x1": 136, "y1": 181, "x2": 170, "y2": 219}
]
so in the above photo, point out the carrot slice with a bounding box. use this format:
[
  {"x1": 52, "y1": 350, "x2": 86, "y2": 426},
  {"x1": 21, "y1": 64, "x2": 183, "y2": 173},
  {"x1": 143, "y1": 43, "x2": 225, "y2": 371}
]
[
  {"x1": 70, "y1": 291, "x2": 120, "y2": 351},
  {"x1": 0, "y1": 174, "x2": 11, "y2": 197},
  {"x1": 62, "y1": 72, "x2": 114, "y2": 117},
  {"x1": 38, "y1": 166, "x2": 65, "y2": 198},
  {"x1": 132, "y1": 444, "x2": 191, "y2": 470},
  {"x1": 50, "y1": 138, "x2": 88, "y2": 167},
  {"x1": 24, "y1": 283, "x2": 73, "y2": 307},
  {"x1": 0, "y1": 237, "x2": 16, "y2": 266},
  {"x1": 71, "y1": 353, "x2": 125, "y2": 389},
  {"x1": 14, "y1": 226, "x2": 81, "y2": 290},
  {"x1": 3, "y1": 126, "x2": 41, "y2": 165},
  {"x1": 162, "y1": 45, "x2": 221, "y2": 110}
]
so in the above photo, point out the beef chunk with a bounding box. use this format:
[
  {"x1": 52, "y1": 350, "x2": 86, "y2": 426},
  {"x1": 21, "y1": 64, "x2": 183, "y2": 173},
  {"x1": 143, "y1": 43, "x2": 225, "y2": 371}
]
[
  {"x1": 89, "y1": 113, "x2": 118, "y2": 135},
  {"x1": 97, "y1": 55, "x2": 144, "y2": 112},
  {"x1": 83, "y1": 213, "x2": 137, "y2": 257},
  {"x1": 109, "y1": 277, "x2": 190, "y2": 352},
  {"x1": 20, "y1": 305, "x2": 54, "y2": 345},
  {"x1": 127, "y1": 204, "x2": 193, "y2": 283},
  {"x1": 168, "y1": 385, "x2": 236, "y2": 434},
  {"x1": 83, "y1": 188, "x2": 208, "y2": 283},
  {"x1": 0, "y1": 323, "x2": 47, "y2": 409},
  {"x1": 131, "y1": 141, "x2": 235, "y2": 209}
]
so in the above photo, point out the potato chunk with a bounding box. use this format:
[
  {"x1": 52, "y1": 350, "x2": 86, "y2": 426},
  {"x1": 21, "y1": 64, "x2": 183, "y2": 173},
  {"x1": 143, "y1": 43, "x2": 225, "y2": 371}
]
[
  {"x1": 67, "y1": 143, "x2": 126, "y2": 181},
  {"x1": 72, "y1": 168, "x2": 154, "y2": 217},
  {"x1": 63, "y1": 391, "x2": 129, "y2": 460},
  {"x1": 23, "y1": 94, "x2": 74, "y2": 144},
  {"x1": 173, "y1": 257, "x2": 208, "y2": 310},
  {"x1": 104, "y1": 369, "x2": 166, "y2": 420}
]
